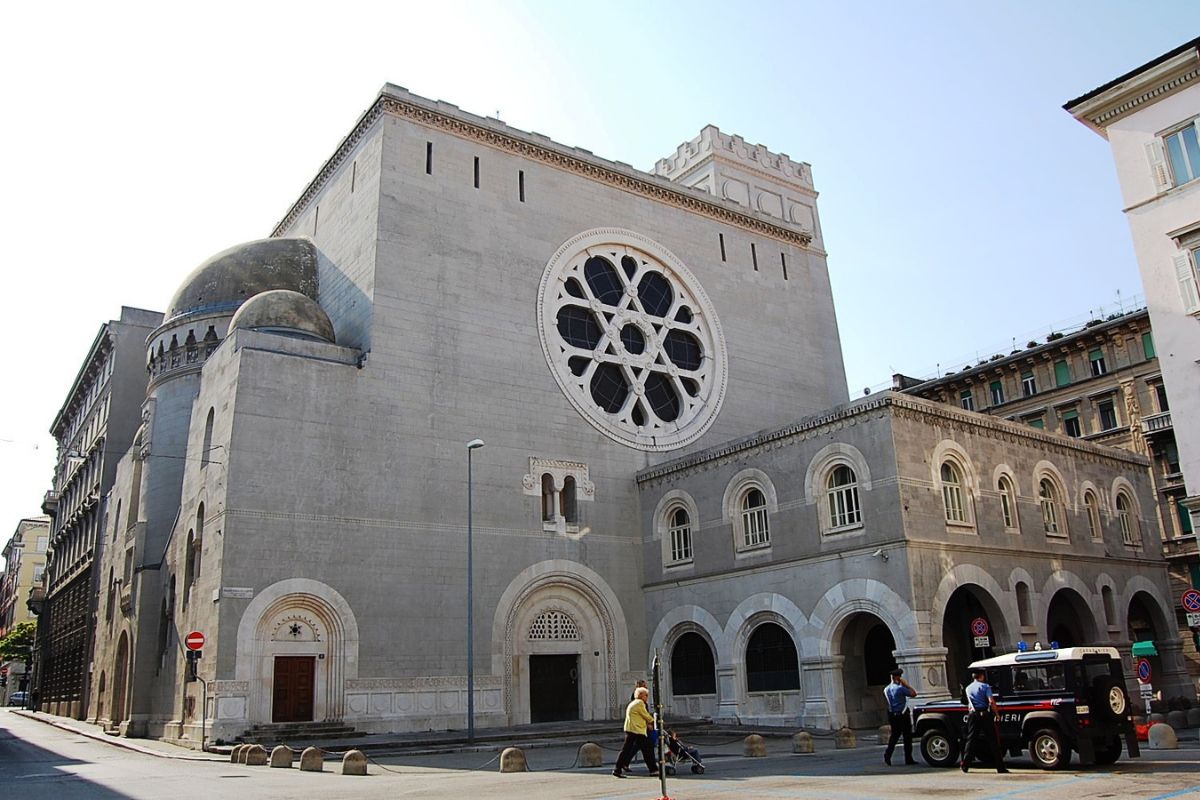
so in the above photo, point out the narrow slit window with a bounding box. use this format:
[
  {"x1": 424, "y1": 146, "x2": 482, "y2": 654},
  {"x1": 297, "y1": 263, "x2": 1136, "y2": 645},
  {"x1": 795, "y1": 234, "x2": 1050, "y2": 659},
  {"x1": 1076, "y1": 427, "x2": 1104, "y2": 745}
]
[
  {"x1": 426, "y1": 142, "x2": 433, "y2": 175},
  {"x1": 474, "y1": 156, "x2": 480, "y2": 189},
  {"x1": 519, "y1": 170, "x2": 525, "y2": 202},
  {"x1": 751, "y1": 242, "x2": 758, "y2": 271},
  {"x1": 719, "y1": 233, "x2": 726, "y2": 262},
  {"x1": 780, "y1": 252, "x2": 788, "y2": 280},
  {"x1": 351, "y1": 160, "x2": 357, "y2": 193}
]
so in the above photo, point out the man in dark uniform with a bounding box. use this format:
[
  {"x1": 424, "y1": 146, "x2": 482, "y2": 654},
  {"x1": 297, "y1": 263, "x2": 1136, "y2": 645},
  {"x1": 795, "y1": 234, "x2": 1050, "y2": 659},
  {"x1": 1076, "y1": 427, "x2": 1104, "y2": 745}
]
[
  {"x1": 961, "y1": 668, "x2": 1008, "y2": 773},
  {"x1": 883, "y1": 667, "x2": 917, "y2": 765}
]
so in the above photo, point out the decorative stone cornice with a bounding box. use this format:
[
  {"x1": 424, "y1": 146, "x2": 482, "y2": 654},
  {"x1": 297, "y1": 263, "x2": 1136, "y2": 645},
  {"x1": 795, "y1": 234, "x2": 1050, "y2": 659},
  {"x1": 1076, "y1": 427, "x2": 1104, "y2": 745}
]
[
  {"x1": 271, "y1": 87, "x2": 812, "y2": 249},
  {"x1": 1066, "y1": 44, "x2": 1200, "y2": 135},
  {"x1": 636, "y1": 392, "x2": 1148, "y2": 486}
]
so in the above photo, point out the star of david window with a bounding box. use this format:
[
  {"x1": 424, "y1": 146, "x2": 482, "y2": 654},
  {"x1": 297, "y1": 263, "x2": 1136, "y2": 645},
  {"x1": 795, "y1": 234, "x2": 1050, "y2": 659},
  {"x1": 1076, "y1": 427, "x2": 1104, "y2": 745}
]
[
  {"x1": 289, "y1": 623, "x2": 303, "y2": 637},
  {"x1": 538, "y1": 229, "x2": 727, "y2": 451}
]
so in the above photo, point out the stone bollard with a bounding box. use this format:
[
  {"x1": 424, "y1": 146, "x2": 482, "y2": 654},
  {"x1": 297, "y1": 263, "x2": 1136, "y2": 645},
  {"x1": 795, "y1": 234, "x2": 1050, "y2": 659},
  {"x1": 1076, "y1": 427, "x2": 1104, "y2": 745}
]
[
  {"x1": 835, "y1": 727, "x2": 857, "y2": 749},
  {"x1": 1188, "y1": 708, "x2": 1200, "y2": 729},
  {"x1": 300, "y1": 746, "x2": 324, "y2": 772},
  {"x1": 1148, "y1": 723, "x2": 1178, "y2": 750},
  {"x1": 245, "y1": 744, "x2": 269, "y2": 766},
  {"x1": 342, "y1": 749, "x2": 369, "y2": 775},
  {"x1": 1166, "y1": 710, "x2": 1188, "y2": 730},
  {"x1": 1149, "y1": 712, "x2": 1167, "y2": 724},
  {"x1": 877, "y1": 724, "x2": 891, "y2": 745},
  {"x1": 499, "y1": 747, "x2": 528, "y2": 772},
  {"x1": 577, "y1": 742, "x2": 603, "y2": 768},
  {"x1": 236, "y1": 744, "x2": 252, "y2": 764},
  {"x1": 792, "y1": 731, "x2": 814, "y2": 754},
  {"x1": 743, "y1": 734, "x2": 767, "y2": 757},
  {"x1": 230, "y1": 744, "x2": 246, "y2": 763},
  {"x1": 269, "y1": 745, "x2": 292, "y2": 768}
]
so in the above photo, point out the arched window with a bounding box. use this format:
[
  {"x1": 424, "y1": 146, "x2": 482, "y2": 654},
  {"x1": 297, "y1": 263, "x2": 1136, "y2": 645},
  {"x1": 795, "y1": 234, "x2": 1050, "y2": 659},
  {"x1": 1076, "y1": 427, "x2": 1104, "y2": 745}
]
[
  {"x1": 541, "y1": 474, "x2": 556, "y2": 521},
  {"x1": 741, "y1": 488, "x2": 769, "y2": 547},
  {"x1": 668, "y1": 507, "x2": 692, "y2": 563},
  {"x1": 201, "y1": 408, "x2": 215, "y2": 466},
  {"x1": 671, "y1": 632, "x2": 716, "y2": 695},
  {"x1": 1039, "y1": 478, "x2": 1061, "y2": 535},
  {"x1": 998, "y1": 476, "x2": 1017, "y2": 529},
  {"x1": 941, "y1": 462, "x2": 966, "y2": 523},
  {"x1": 745, "y1": 622, "x2": 799, "y2": 692},
  {"x1": 827, "y1": 465, "x2": 861, "y2": 529},
  {"x1": 183, "y1": 530, "x2": 195, "y2": 607},
  {"x1": 106, "y1": 567, "x2": 116, "y2": 622},
  {"x1": 112, "y1": 499, "x2": 122, "y2": 542},
  {"x1": 1084, "y1": 490, "x2": 1101, "y2": 539},
  {"x1": 560, "y1": 476, "x2": 578, "y2": 523},
  {"x1": 1016, "y1": 581, "x2": 1031, "y2": 626},
  {"x1": 1102, "y1": 585, "x2": 1115, "y2": 625},
  {"x1": 1116, "y1": 493, "x2": 1138, "y2": 545}
]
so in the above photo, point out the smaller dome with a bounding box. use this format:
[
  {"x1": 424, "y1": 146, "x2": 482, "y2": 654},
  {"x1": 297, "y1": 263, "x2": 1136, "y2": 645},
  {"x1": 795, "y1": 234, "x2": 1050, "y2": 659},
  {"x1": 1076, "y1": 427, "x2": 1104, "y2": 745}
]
[{"x1": 228, "y1": 290, "x2": 336, "y2": 343}]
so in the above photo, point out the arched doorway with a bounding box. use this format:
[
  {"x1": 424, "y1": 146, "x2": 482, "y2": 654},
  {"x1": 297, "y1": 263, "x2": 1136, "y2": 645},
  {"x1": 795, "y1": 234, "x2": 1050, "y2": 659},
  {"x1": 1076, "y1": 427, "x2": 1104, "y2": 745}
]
[
  {"x1": 1046, "y1": 588, "x2": 1099, "y2": 648},
  {"x1": 1128, "y1": 591, "x2": 1171, "y2": 681},
  {"x1": 111, "y1": 632, "x2": 130, "y2": 728},
  {"x1": 669, "y1": 630, "x2": 716, "y2": 718},
  {"x1": 835, "y1": 613, "x2": 894, "y2": 727},
  {"x1": 941, "y1": 585, "x2": 1008, "y2": 697}
]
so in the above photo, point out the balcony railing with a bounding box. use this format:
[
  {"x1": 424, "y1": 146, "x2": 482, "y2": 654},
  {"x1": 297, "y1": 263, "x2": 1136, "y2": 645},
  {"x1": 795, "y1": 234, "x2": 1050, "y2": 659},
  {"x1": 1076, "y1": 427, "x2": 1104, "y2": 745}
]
[
  {"x1": 1163, "y1": 535, "x2": 1198, "y2": 560},
  {"x1": 1142, "y1": 411, "x2": 1172, "y2": 434}
]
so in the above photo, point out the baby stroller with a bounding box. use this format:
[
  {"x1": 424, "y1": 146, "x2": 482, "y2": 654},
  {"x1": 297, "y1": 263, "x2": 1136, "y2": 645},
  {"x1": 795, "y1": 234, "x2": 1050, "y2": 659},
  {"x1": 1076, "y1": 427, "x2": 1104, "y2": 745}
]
[{"x1": 664, "y1": 731, "x2": 705, "y2": 775}]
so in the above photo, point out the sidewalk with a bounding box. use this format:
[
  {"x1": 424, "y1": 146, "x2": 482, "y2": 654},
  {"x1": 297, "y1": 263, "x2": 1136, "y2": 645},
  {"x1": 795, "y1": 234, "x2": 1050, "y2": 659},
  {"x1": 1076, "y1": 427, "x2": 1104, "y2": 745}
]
[{"x1": 8, "y1": 708, "x2": 226, "y2": 761}]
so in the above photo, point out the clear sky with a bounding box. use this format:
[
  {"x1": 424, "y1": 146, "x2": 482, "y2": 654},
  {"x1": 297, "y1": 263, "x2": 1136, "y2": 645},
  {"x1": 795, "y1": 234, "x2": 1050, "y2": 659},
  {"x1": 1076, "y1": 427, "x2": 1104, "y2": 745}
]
[{"x1": 1, "y1": 1, "x2": 1197, "y2": 537}]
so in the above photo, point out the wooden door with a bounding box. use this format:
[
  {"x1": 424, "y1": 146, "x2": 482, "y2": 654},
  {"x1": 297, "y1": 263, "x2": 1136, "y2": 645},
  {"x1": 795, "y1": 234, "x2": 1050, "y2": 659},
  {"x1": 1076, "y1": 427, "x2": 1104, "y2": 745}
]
[
  {"x1": 529, "y1": 654, "x2": 579, "y2": 723},
  {"x1": 272, "y1": 656, "x2": 315, "y2": 723}
]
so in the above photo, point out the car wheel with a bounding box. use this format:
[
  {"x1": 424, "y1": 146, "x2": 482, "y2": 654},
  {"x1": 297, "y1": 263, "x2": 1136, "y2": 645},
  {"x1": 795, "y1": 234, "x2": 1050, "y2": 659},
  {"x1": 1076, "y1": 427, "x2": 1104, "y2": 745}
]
[
  {"x1": 1092, "y1": 736, "x2": 1121, "y2": 766},
  {"x1": 920, "y1": 727, "x2": 959, "y2": 768},
  {"x1": 1028, "y1": 728, "x2": 1070, "y2": 770}
]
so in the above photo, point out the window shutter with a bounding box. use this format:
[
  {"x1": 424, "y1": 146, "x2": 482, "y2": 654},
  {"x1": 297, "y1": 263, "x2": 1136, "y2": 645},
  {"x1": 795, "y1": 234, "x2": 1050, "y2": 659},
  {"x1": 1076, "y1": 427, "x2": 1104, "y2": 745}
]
[
  {"x1": 1146, "y1": 139, "x2": 1171, "y2": 191},
  {"x1": 1175, "y1": 252, "x2": 1200, "y2": 313}
]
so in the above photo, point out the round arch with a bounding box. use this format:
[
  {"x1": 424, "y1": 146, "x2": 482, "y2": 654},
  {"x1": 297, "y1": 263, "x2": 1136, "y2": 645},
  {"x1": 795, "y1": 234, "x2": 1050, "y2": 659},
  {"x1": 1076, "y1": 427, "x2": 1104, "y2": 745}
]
[
  {"x1": 1045, "y1": 585, "x2": 1100, "y2": 647},
  {"x1": 235, "y1": 578, "x2": 359, "y2": 725},
  {"x1": 492, "y1": 560, "x2": 628, "y2": 725}
]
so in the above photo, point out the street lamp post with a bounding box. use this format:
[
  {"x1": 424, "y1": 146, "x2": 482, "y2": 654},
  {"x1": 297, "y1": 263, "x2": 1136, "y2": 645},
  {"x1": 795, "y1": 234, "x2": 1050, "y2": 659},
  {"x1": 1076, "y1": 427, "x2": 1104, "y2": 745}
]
[{"x1": 466, "y1": 438, "x2": 485, "y2": 744}]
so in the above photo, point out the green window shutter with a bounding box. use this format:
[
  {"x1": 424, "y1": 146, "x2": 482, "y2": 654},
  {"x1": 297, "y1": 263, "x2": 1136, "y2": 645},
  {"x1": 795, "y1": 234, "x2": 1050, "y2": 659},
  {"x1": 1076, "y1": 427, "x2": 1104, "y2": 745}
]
[
  {"x1": 1054, "y1": 360, "x2": 1070, "y2": 386},
  {"x1": 1062, "y1": 409, "x2": 1079, "y2": 421},
  {"x1": 1142, "y1": 331, "x2": 1156, "y2": 360},
  {"x1": 1180, "y1": 500, "x2": 1194, "y2": 534},
  {"x1": 1028, "y1": 419, "x2": 1045, "y2": 430},
  {"x1": 1088, "y1": 349, "x2": 1102, "y2": 361}
]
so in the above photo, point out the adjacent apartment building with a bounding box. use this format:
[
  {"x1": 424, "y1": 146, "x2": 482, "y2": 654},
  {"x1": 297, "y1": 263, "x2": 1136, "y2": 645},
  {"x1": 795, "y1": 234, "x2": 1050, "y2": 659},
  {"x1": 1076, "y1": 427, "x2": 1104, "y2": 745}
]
[
  {"x1": 0, "y1": 516, "x2": 49, "y2": 704},
  {"x1": 37, "y1": 307, "x2": 161, "y2": 718},
  {"x1": 1065, "y1": 39, "x2": 1200, "y2": 541}
]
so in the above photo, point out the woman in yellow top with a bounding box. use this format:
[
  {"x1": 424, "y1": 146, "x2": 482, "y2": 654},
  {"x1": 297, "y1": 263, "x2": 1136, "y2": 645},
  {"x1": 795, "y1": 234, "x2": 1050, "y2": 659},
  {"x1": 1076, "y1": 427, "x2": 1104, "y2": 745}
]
[{"x1": 613, "y1": 686, "x2": 658, "y2": 778}]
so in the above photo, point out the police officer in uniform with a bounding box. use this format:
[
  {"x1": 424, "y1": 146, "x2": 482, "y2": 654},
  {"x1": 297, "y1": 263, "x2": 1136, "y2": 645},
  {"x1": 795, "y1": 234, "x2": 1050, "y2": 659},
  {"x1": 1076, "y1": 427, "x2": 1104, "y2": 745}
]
[
  {"x1": 961, "y1": 668, "x2": 1008, "y2": 773},
  {"x1": 883, "y1": 667, "x2": 918, "y2": 766}
]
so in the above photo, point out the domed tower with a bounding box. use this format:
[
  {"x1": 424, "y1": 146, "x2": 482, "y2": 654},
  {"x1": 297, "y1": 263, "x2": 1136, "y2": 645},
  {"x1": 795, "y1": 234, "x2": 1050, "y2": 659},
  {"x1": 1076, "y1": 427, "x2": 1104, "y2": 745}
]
[{"x1": 121, "y1": 238, "x2": 319, "y2": 736}]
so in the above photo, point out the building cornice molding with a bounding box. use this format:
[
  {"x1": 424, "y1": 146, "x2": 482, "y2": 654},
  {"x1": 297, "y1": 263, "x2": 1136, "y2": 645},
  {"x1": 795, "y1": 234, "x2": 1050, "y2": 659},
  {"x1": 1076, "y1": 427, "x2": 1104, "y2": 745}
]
[
  {"x1": 1067, "y1": 48, "x2": 1200, "y2": 135},
  {"x1": 271, "y1": 89, "x2": 813, "y2": 250},
  {"x1": 637, "y1": 392, "x2": 1148, "y2": 487}
]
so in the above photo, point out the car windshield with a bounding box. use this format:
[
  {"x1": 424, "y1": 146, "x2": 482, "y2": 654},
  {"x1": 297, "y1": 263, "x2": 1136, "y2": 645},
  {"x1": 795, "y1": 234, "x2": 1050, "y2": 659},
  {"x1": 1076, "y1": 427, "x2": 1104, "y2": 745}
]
[{"x1": 1012, "y1": 664, "x2": 1066, "y2": 692}]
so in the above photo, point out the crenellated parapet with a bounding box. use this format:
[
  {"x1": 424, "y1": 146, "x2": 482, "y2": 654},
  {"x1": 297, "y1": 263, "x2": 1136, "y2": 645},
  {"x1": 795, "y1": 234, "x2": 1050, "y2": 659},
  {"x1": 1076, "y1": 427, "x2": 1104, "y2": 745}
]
[{"x1": 654, "y1": 125, "x2": 821, "y2": 244}]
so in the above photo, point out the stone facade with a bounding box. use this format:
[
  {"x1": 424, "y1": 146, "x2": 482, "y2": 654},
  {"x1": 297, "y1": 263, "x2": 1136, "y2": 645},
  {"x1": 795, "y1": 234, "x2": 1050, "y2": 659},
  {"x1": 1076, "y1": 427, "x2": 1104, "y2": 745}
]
[
  {"x1": 0, "y1": 516, "x2": 49, "y2": 704},
  {"x1": 81, "y1": 84, "x2": 1187, "y2": 747},
  {"x1": 894, "y1": 308, "x2": 1198, "y2": 676}
]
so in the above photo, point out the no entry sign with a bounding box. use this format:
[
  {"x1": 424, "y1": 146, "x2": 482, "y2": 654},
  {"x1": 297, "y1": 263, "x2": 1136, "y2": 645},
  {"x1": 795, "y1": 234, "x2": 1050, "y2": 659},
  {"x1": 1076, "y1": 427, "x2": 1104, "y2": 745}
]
[
  {"x1": 970, "y1": 617, "x2": 989, "y2": 637},
  {"x1": 185, "y1": 630, "x2": 206, "y2": 651}
]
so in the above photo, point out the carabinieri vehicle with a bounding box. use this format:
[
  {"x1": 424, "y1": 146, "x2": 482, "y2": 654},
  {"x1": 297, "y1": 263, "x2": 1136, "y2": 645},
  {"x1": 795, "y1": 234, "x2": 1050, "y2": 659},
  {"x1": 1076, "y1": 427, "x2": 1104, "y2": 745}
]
[{"x1": 912, "y1": 647, "x2": 1139, "y2": 769}]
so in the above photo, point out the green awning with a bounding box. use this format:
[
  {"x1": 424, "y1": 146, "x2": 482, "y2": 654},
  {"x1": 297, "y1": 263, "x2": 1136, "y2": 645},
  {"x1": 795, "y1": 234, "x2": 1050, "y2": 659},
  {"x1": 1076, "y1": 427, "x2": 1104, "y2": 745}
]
[{"x1": 1131, "y1": 641, "x2": 1158, "y2": 656}]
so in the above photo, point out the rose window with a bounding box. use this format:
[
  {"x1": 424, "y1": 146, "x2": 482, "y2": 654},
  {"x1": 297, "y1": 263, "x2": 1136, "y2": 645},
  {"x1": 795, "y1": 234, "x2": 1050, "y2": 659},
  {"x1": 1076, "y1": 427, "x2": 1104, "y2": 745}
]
[{"x1": 538, "y1": 229, "x2": 727, "y2": 451}]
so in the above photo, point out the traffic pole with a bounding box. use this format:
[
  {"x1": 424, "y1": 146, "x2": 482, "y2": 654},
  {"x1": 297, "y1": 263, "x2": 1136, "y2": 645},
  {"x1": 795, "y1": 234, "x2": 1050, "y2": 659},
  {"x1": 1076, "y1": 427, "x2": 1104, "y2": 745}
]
[{"x1": 651, "y1": 650, "x2": 672, "y2": 800}]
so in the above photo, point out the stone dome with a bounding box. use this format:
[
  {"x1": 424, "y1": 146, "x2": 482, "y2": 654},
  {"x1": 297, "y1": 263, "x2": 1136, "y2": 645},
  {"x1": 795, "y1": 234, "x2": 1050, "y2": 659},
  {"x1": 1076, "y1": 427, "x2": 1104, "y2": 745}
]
[
  {"x1": 165, "y1": 238, "x2": 318, "y2": 321},
  {"x1": 228, "y1": 289, "x2": 336, "y2": 343}
]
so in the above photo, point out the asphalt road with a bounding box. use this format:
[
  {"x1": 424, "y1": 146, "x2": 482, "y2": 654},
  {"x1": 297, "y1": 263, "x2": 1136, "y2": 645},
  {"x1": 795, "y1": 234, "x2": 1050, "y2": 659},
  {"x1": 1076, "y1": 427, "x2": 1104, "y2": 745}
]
[{"x1": 3, "y1": 708, "x2": 1199, "y2": 799}]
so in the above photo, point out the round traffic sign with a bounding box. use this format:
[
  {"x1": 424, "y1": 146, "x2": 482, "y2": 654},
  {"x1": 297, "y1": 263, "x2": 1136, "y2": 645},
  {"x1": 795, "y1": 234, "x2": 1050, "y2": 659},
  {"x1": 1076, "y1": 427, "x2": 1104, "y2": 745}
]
[
  {"x1": 184, "y1": 630, "x2": 206, "y2": 651},
  {"x1": 970, "y1": 617, "x2": 989, "y2": 637},
  {"x1": 1136, "y1": 657, "x2": 1152, "y2": 683},
  {"x1": 1183, "y1": 589, "x2": 1200, "y2": 613}
]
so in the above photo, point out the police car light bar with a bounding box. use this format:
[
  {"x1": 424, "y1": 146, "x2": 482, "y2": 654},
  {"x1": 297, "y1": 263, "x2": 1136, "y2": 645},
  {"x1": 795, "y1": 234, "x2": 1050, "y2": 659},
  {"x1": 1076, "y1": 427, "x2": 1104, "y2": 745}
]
[{"x1": 1014, "y1": 652, "x2": 1060, "y2": 662}]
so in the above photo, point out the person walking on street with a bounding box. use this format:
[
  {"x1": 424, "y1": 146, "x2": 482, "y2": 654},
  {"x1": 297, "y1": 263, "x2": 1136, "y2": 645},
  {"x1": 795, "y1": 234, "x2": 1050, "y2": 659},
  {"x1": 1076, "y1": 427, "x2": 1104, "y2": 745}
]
[
  {"x1": 883, "y1": 667, "x2": 918, "y2": 765},
  {"x1": 613, "y1": 686, "x2": 658, "y2": 778},
  {"x1": 961, "y1": 668, "x2": 1008, "y2": 774}
]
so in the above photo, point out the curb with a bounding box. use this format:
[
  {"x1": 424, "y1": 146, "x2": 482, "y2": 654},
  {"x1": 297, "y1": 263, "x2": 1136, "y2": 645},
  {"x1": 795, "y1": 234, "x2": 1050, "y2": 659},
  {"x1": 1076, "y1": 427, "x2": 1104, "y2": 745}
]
[{"x1": 12, "y1": 710, "x2": 225, "y2": 761}]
